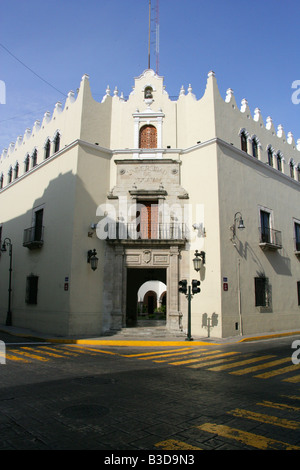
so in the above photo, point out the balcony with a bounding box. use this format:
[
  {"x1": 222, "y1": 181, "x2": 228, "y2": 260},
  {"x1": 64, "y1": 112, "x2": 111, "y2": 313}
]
[
  {"x1": 23, "y1": 226, "x2": 44, "y2": 249},
  {"x1": 105, "y1": 222, "x2": 188, "y2": 245},
  {"x1": 259, "y1": 227, "x2": 282, "y2": 251}
]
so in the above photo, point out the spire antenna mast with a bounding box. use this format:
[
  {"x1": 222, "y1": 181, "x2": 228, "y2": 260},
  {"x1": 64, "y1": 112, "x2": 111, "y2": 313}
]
[{"x1": 148, "y1": 0, "x2": 151, "y2": 69}]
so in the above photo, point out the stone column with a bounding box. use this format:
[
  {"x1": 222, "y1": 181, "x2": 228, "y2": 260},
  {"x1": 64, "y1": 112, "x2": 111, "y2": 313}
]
[
  {"x1": 110, "y1": 245, "x2": 124, "y2": 331},
  {"x1": 167, "y1": 245, "x2": 182, "y2": 331}
]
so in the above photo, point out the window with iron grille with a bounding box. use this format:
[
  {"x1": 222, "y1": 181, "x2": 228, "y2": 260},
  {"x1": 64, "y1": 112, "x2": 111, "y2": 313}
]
[
  {"x1": 26, "y1": 275, "x2": 38, "y2": 304},
  {"x1": 297, "y1": 281, "x2": 300, "y2": 306}
]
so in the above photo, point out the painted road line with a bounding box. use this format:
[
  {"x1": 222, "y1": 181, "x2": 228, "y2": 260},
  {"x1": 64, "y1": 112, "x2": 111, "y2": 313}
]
[
  {"x1": 197, "y1": 423, "x2": 300, "y2": 450},
  {"x1": 137, "y1": 349, "x2": 208, "y2": 361},
  {"x1": 123, "y1": 348, "x2": 194, "y2": 358},
  {"x1": 60, "y1": 346, "x2": 103, "y2": 356},
  {"x1": 228, "y1": 408, "x2": 300, "y2": 430},
  {"x1": 255, "y1": 364, "x2": 300, "y2": 379},
  {"x1": 208, "y1": 355, "x2": 275, "y2": 371},
  {"x1": 55, "y1": 346, "x2": 81, "y2": 356},
  {"x1": 155, "y1": 439, "x2": 202, "y2": 450},
  {"x1": 9, "y1": 348, "x2": 49, "y2": 362},
  {"x1": 167, "y1": 351, "x2": 239, "y2": 366},
  {"x1": 6, "y1": 353, "x2": 30, "y2": 363},
  {"x1": 33, "y1": 346, "x2": 67, "y2": 358},
  {"x1": 257, "y1": 400, "x2": 300, "y2": 412},
  {"x1": 230, "y1": 357, "x2": 291, "y2": 375},
  {"x1": 73, "y1": 346, "x2": 119, "y2": 355},
  {"x1": 281, "y1": 394, "x2": 300, "y2": 401},
  {"x1": 188, "y1": 352, "x2": 252, "y2": 369},
  {"x1": 283, "y1": 374, "x2": 300, "y2": 383}
]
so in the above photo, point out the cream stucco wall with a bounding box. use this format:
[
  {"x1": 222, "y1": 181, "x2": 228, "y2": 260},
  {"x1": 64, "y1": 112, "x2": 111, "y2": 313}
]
[{"x1": 0, "y1": 69, "x2": 299, "y2": 338}]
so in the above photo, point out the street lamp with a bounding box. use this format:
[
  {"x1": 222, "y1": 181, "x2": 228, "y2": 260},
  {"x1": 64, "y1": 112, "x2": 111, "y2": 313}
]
[
  {"x1": 193, "y1": 250, "x2": 206, "y2": 272},
  {"x1": 87, "y1": 249, "x2": 99, "y2": 271},
  {"x1": 1, "y1": 238, "x2": 13, "y2": 326},
  {"x1": 230, "y1": 212, "x2": 245, "y2": 243}
]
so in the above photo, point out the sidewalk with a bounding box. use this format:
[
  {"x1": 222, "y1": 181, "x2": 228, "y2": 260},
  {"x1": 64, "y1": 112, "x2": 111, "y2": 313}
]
[{"x1": 1, "y1": 324, "x2": 300, "y2": 347}]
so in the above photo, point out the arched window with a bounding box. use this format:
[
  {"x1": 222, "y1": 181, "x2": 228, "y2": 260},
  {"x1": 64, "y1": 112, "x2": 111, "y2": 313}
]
[
  {"x1": 277, "y1": 152, "x2": 282, "y2": 172},
  {"x1": 45, "y1": 139, "x2": 51, "y2": 159},
  {"x1": 8, "y1": 167, "x2": 12, "y2": 184},
  {"x1": 267, "y1": 147, "x2": 273, "y2": 166},
  {"x1": 14, "y1": 163, "x2": 19, "y2": 180},
  {"x1": 54, "y1": 132, "x2": 60, "y2": 153},
  {"x1": 144, "y1": 86, "x2": 153, "y2": 100},
  {"x1": 252, "y1": 138, "x2": 258, "y2": 158},
  {"x1": 0, "y1": 174, "x2": 3, "y2": 189},
  {"x1": 290, "y1": 160, "x2": 295, "y2": 179},
  {"x1": 240, "y1": 131, "x2": 248, "y2": 153},
  {"x1": 25, "y1": 155, "x2": 30, "y2": 172},
  {"x1": 139, "y1": 125, "x2": 157, "y2": 149},
  {"x1": 32, "y1": 149, "x2": 37, "y2": 167}
]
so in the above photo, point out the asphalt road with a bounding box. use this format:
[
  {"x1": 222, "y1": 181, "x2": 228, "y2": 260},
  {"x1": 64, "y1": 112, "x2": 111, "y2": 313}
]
[{"x1": 0, "y1": 333, "x2": 300, "y2": 455}]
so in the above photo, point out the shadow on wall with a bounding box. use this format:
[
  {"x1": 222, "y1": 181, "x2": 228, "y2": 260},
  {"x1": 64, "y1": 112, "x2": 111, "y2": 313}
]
[
  {"x1": 202, "y1": 312, "x2": 218, "y2": 338},
  {"x1": 0, "y1": 168, "x2": 106, "y2": 335}
]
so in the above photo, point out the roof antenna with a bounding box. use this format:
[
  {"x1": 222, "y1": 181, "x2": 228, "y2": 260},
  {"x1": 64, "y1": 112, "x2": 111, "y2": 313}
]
[{"x1": 148, "y1": 0, "x2": 151, "y2": 69}]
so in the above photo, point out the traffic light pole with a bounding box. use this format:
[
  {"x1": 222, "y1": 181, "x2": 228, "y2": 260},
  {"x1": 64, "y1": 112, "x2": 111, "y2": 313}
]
[
  {"x1": 186, "y1": 285, "x2": 193, "y2": 341},
  {"x1": 179, "y1": 279, "x2": 200, "y2": 342}
]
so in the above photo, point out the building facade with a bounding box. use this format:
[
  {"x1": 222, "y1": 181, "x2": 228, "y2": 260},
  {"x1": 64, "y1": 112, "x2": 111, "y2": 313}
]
[{"x1": 0, "y1": 69, "x2": 299, "y2": 338}]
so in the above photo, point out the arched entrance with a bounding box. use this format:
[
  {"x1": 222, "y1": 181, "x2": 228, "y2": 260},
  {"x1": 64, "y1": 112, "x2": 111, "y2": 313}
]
[{"x1": 126, "y1": 268, "x2": 166, "y2": 326}]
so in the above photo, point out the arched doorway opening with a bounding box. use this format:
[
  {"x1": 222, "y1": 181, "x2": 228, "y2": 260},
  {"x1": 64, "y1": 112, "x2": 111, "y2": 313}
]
[{"x1": 126, "y1": 268, "x2": 166, "y2": 326}]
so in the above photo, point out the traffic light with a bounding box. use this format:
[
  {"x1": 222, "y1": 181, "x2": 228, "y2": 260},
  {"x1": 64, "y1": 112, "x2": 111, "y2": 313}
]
[
  {"x1": 192, "y1": 279, "x2": 201, "y2": 294},
  {"x1": 179, "y1": 279, "x2": 187, "y2": 294}
]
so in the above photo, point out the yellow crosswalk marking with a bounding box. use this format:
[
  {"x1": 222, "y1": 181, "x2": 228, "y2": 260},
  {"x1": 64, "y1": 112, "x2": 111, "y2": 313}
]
[
  {"x1": 257, "y1": 400, "x2": 300, "y2": 412},
  {"x1": 123, "y1": 348, "x2": 193, "y2": 358},
  {"x1": 230, "y1": 357, "x2": 291, "y2": 375},
  {"x1": 133, "y1": 349, "x2": 205, "y2": 361},
  {"x1": 284, "y1": 374, "x2": 300, "y2": 383},
  {"x1": 6, "y1": 353, "x2": 30, "y2": 363},
  {"x1": 58, "y1": 347, "x2": 80, "y2": 356},
  {"x1": 155, "y1": 439, "x2": 202, "y2": 450},
  {"x1": 73, "y1": 346, "x2": 119, "y2": 355},
  {"x1": 9, "y1": 348, "x2": 49, "y2": 362},
  {"x1": 281, "y1": 394, "x2": 300, "y2": 401},
  {"x1": 255, "y1": 364, "x2": 300, "y2": 379},
  {"x1": 61, "y1": 346, "x2": 101, "y2": 356},
  {"x1": 34, "y1": 347, "x2": 66, "y2": 358},
  {"x1": 228, "y1": 408, "x2": 300, "y2": 430},
  {"x1": 188, "y1": 354, "x2": 246, "y2": 369},
  {"x1": 208, "y1": 355, "x2": 275, "y2": 371},
  {"x1": 167, "y1": 351, "x2": 239, "y2": 366},
  {"x1": 197, "y1": 423, "x2": 300, "y2": 450}
]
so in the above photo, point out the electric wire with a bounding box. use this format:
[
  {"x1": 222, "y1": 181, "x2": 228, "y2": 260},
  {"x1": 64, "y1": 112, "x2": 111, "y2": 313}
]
[{"x1": 0, "y1": 43, "x2": 67, "y2": 98}]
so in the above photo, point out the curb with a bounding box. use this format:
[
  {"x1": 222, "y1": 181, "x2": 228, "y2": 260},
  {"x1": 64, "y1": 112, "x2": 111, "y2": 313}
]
[{"x1": 1, "y1": 327, "x2": 300, "y2": 347}]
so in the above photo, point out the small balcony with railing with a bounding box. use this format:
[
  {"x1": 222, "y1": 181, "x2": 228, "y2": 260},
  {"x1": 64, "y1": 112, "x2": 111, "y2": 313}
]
[
  {"x1": 105, "y1": 222, "x2": 188, "y2": 245},
  {"x1": 23, "y1": 226, "x2": 44, "y2": 249},
  {"x1": 259, "y1": 226, "x2": 282, "y2": 251}
]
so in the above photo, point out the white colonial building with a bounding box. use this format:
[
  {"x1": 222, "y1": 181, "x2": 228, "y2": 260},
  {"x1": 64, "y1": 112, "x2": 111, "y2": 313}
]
[{"x1": 0, "y1": 69, "x2": 299, "y2": 338}]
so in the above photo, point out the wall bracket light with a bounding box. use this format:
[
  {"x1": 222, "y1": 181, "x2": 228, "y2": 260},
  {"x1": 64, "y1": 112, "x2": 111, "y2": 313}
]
[
  {"x1": 87, "y1": 249, "x2": 99, "y2": 271},
  {"x1": 193, "y1": 250, "x2": 206, "y2": 272},
  {"x1": 230, "y1": 212, "x2": 245, "y2": 243}
]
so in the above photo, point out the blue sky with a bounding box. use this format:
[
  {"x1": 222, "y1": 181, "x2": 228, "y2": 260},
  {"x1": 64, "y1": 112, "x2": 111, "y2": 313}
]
[{"x1": 1, "y1": 0, "x2": 300, "y2": 152}]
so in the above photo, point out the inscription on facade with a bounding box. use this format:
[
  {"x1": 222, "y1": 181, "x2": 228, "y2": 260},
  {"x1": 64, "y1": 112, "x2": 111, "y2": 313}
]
[{"x1": 117, "y1": 162, "x2": 180, "y2": 187}]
